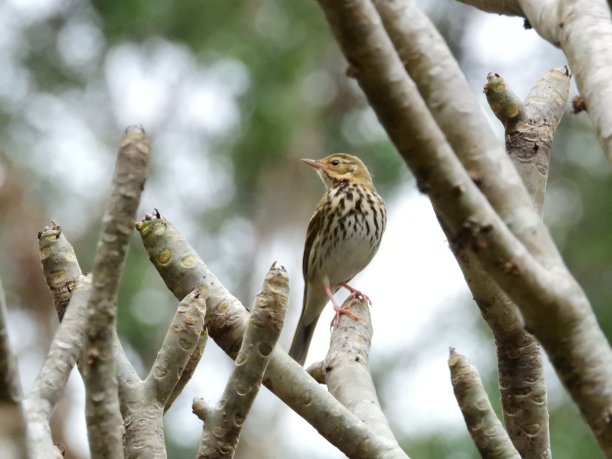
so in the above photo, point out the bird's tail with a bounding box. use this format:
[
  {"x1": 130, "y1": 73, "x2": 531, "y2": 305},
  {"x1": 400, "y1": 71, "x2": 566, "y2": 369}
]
[
  {"x1": 288, "y1": 316, "x2": 319, "y2": 366},
  {"x1": 288, "y1": 286, "x2": 327, "y2": 365}
]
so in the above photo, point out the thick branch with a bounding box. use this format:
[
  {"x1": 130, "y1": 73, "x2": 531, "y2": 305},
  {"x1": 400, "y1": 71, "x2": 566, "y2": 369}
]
[
  {"x1": 118, "y1": 289, "x2": 207, "y2": 459},
  {"x1": 460, "y1": 0, "x2": 612, "y2": 160},
  {"x1": 136, "y1": 213, "x2": 407, "y2": 459},
  {"x1": 197, "y1": 263, "x2": 288, "y2": 459},
  {"x1": 115, "y1": 335, "x2": 141, "y2": 395},
  {"x1": 315, "y1": 0, "x2": 568, "y2": 324},
  {"x1": 39, "y1": 225, "x2": 200, "y2": 459},
  {"x1": 373, "y1": 0, "x2": 562, "y2": 266},
  {"x1": 517, "y1": 0, "x2": 612, "y2": 161},
  {"x1": 490, "y1": 67, "x2": 570, "y2": 213},
  {"x1": 316, "y1": 296, "x2": 399, "y2": 447},
  {"x1": 316, "y1": 0, "x2": 612, "y2": 453},
  {"x1": 557, "y1": 0, "x2": 612, "y2": 161},
  {"x1": 458, "y1": 247, "x2": 552, "y2": 459},
  {"x1": 449, "y1": 349, "x2": 520, "y2": 459},
  {"x1": 459, "y1": 252, "x2": 551, "y2": 459},
  {"x1": 84, "y1": 126, "x2": 150, "y2": 459},
  {"x1": 38, "y1": 218, "x2": 206, "y2": 459},
  {"x1": 460, "y1": 67, "x2": 570, "y2": 458}
]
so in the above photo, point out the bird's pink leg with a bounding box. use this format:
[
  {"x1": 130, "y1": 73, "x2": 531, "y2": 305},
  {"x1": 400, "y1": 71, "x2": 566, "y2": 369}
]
[
  {"x1": 339, "y1": 281, "x2": 372, "y2": 306},
  {"x1": 324, "y1": 277, "x2": 360, "y2": 328}
]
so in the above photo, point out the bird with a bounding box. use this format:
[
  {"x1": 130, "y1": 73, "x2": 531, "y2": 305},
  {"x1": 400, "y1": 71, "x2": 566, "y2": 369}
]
[{"x1": 288, "y1": 153, "x2": 387, "y2": 365}]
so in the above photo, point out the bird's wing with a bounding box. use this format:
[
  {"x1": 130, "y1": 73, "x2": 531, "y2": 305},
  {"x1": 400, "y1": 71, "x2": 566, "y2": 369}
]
[{"x1": 302, "y1": 197, "x2": 326, "y2": 279}]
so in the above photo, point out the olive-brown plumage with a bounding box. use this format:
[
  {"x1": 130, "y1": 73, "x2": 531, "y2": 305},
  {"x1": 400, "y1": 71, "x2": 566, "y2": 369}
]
[{"x1": 288, "y1": 153, "x2": 387, "y2": 365}]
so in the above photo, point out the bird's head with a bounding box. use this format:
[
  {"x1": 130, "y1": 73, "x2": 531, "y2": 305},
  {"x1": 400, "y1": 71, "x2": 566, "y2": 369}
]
[{"x1": 302, "y1": 153, "x2": 375, "y2": 190}]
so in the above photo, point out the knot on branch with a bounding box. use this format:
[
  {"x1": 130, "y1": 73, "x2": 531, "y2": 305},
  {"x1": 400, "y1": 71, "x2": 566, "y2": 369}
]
[{"x1": 449, "y1": 218, "x2": 494, "y2": 256}]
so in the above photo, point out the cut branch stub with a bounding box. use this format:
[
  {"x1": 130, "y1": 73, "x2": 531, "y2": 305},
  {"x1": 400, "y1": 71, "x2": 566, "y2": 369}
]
[
  {"x1": 449, "y1": 348, "x2": 520, "y2": 459},
  {"x1": 38, "y1": 221, "x2": 83, "y2": 320}
]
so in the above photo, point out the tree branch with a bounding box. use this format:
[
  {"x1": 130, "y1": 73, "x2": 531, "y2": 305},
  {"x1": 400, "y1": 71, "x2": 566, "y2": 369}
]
[
  {"x1": 0, "y1": 277, "x2": 28, "y2": 459},
  {"x1": 458, "y1": 0, "x2": 612, "y2": 161},
  {"x1": 515, "y1": 0, "x2": 612, "y2": 161},
  {"x1": 117, "y1": 289, "x2": 207, "y2": 459},
  {"x1": 165, "y1": 329, "x2": 208, "y2": 413},
  {"x1": 449, "y1": 349, "x2": 520, "y2": 459},
  {"x1": 144, "y1": 289, "x2": 207, "y2": 407},
  {"x1": 315, "y1": 0, "x2": 612, "y2": 453},
  {"x1": 39, "y1": 221, "x2": 140, "y2": 389},
  {"x1": 38, "y1": 221, "x2": 83, "y2": 321},
  {"x1": 26, "y1": 223, "x2": 94, "y2": 458},
  {"x1": 0, "y1": 277, "x2": 21, "y2": 405},
  {"x1": 459, "y1": 0, "x2": 612, "y2": 139},
  {"x1": 84, "y1": 126, "x2": 150, "y2": 459},
  {"x1": 192, "y1": 398, "x2": 213, "y2": 422},
  {"x1": 51, "y1": 127, "x2": 204, "y2": 459},
  {"x1": 372, "y1": 0, "x2": 561, "y2": 264},
  {"x1": 197, "y1": 263, "x2": 288, "y2": 459},
  {"x1": 556, "y1": 0, "x2": 612, "y2": 162},
  {"x1": 315, "y1": 296, "x2": 400, "y2": 447},
  {"x1": 25, "y1": 273, "x2": 90, "y2": 459},
  {"x1": 484, "y1": 68, "x2": 569, "y2": 214},
  {"x1": 315, "y1": 0, "x2": 566, "y2": 320},
  {"x1": 136, "y1": 212, "x2": 408, "y2": 459},
  {"x1": 455, "y1": 0, "x2": 524, "y2": 16},
  {"x1": 457, "y1": 67, "x2": 569, "y2": 458},
  {"x1": 39, "y1": 221, "x2": 211, "y2": 458}
]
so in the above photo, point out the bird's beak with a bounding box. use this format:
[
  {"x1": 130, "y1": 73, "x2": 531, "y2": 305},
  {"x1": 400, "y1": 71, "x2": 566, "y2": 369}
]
[{"x1": 302, "y1": 158, "x2": 325, "y2": 169}]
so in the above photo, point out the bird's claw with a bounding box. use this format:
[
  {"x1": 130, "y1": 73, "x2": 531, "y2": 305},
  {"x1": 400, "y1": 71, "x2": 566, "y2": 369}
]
[
  {"x1": 330, "y1": 303, "x2": 361, "y2": 329},
  {"x1": 340, "y1": 282, "x2": 372, "y2": 306},
  {"x1": 348, "y1": 291, "x2": 371, "y2": 306}
]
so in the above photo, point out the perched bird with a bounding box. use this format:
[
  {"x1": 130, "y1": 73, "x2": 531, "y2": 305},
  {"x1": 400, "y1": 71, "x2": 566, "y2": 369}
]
[{"x1": 288, "y1": 153, "x2": 387, "y2": 365}]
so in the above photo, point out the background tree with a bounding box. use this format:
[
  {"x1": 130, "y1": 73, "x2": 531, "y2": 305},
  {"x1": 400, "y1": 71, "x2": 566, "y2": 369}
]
[{"x1": 0, "y1": 0, "x2": 610, "y2": 458}]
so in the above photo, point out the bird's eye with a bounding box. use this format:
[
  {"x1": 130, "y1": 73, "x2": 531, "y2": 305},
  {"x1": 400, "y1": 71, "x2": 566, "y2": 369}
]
[{"x1": 330, "y1": 159, "x2": 340, "y2": 166}]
